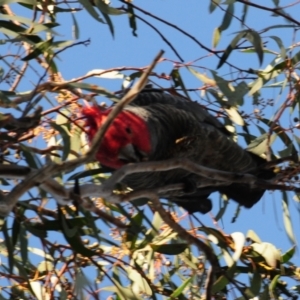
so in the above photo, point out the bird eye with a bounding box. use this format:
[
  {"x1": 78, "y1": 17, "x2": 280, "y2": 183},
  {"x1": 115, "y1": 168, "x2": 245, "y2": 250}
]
[{"x1": 125, "y1": 127, "x2": 132, "y2": 134}]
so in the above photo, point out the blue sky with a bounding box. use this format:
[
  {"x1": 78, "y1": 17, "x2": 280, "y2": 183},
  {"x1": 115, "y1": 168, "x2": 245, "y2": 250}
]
[{"x1": 2, "y1": 0, "x2": 300, "y2": 297}]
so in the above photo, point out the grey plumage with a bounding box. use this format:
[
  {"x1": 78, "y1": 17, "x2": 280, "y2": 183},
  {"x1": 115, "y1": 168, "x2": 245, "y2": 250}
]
[{"x1": 120, "y1": 90, "x2": 274, "y2": 213}]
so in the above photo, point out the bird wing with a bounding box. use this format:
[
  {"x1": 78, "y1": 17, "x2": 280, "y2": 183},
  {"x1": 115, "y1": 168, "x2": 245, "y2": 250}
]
[
  {"x1": 129, "y1": 89, "x2": 257, "y2": 172},
  {"x1": 131, "y1": 89, "x2": 230, "y2": 136}
]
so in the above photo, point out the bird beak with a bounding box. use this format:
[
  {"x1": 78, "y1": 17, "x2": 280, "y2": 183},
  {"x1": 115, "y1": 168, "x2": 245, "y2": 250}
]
[
  {"x1": 118, "y1": 144, "x2": 148, "y2": 163},
  {"x1": 118, "y1": 144, "x2": 140, "y2": 163}
]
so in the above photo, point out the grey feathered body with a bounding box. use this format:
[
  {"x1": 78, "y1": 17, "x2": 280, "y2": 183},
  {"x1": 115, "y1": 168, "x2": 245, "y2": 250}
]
[{"x1": 116, "y1": 90, "x2": 274, "y2": 213}]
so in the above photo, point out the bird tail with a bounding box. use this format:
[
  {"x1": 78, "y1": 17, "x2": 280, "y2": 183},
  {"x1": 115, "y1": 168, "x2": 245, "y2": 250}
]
[
  {"x1": 218, "y1": 184, "x2": 266, "y2": 208},
  {"x1": 218, "y1": 152, "x2": 276, "y2": 208}
]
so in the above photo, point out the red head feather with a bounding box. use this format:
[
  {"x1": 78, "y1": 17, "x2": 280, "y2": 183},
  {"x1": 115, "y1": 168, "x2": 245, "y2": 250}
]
[{"x1": 82, "y1": 106, "x2": 151, "y2": 169}]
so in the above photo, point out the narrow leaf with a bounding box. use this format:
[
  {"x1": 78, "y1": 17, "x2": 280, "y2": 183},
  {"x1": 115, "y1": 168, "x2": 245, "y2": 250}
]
[
  {"x1": 50, "y1": 122, "x2": 70, "y2": 161},
  {"x1": 150, "y1": 243, "x2": 187, "y2": 255},
  {"x1": 281, "y1": 246, "x2": 296, "y2": 263},
  {"x1": 219, "y1": 4, "x2": 234, "y2": 31},
  {"x1": 250, "y1": 270, "x2": 261, "y2": 295},
  {"x1": 269, "y1": 36, "x2": 286, "y2": 58},
  {"x1": 169, "y1": 277, "x2": 192, "y2": 298},
  {"x1": 2, "y1": 221, "x2": 14, "y2": 273},
  {"x1": 22, "y1": 38, "x2": 54, "y2": 61},
  {"x1": 127, "y1": 4, "x2": 137, "y2": 37},
  {"x1": 213, "y1": 27, "x2": 221, "y2": 48},
  {"x1": 231, "y1": 232, "x2": 245, "y2": 264},
  {"x1": 246, "y1": 31, "x2": 264, "y2": 65},
  {"x1": 246, "y1": 230, "x2": 262, "y2": 243},
  {"x1": 217, "y1": 30, "x2": 247, "y2": 69},
  {"x1": 189, "y1": 67, "x2": 216, "y2": 86},
  {"x1": 282, "y1": 192, "x2": 297, "y2": 245},
  {"x1": 71, "y1": 13, "x2": 80, "y2": 39},
  {"x1": 77, "y1": 0, "x2": 104, "y2": 23},
  {"x1": 209, "y1": 0, "x2": 221, "y2": 13}
]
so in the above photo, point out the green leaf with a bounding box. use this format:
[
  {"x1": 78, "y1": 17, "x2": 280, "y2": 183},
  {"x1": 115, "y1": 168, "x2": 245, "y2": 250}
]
[
  {"x1": 37, "y1": 261, "x2": 54, "y2": 274},
  {"x1": 66, "y1": 82, "x2": 118, "y2": 100},
  {"x1": 260, "y1": 118, "x2": 297, "y2": 155},
  {"x1": 22, "y1": 38, "x2": 54, "y2": 61},
  {"x1": 233, "y1": 80, "x2": 248, "y2": 105},
  {"x1": 251, "y1": 242, "x2": 280, "y2": 268},
  {"x1": 77, "y1": 0, "x2": 104, "y2": 23},
  {"x1": 269, "y1": 274, "x2": 280, "y2": 297},
  {"x1": 168, "y1": 277, "x2": 192, "y2": 298},
  {"x1": 126, "y1": 211, "x2": 144, "y2": 249},
  {"x1": 189, "y1": 67, "x2": 216, "y2": 86},
  {"x1": 230, "y1": 232, "x2": 245, "y2": 265},
  {"x1": 24, "y1": 223, "x2": 48, "y2": 238},
  {"x1": 241, "y1": 2, "x2": 248, "y2": 24},
  {"x1": 103, "y1": 267, "x2": 141, "y2": 300},
  {"x1": 150, "y1": 243, "x2": 188, "y2": 255},
  {"x1": 213, "y1": 27, "x2": 221, "y2": 48},
  {"x1": 170, "y1": 69, "x2": 189, "y2": 98},
  {"x1": 198, "y1": 226, "x2": 228, "y2": 245},
  {"x1": 50, "y1": 122, "x2": 71, "y2": 161},
  {"x1": 51, "y1": 40, "x2": 74, "y2": 49},
  {"x1": 246, "y1": 132, "x2": 276, "y2": 155},
  {"x1": 11, "y1": 218, "x2": 20, "y2": 248},
  {"x1": 212, "y1": 264, "x2": 236, "y2": 293},
  {"x1": 225, "y1": 107, "x2": 244, "y2": 126},
  {"x1": 209, "y1": 0, "x2": 221, "y2": 13},
  {"x1": 263, "y1": 24, "x2": 297, "y2": 32},
  {"x1": 219, "y1": 4, "x2": 234, "y2": 31},
  {"x1": 67, "y1": 167, "x2": 109, "y2": 180},
  {"x1": 246, "y1": 230, "x2": 262, "y2": 243},
  {"x1": 245, "y1": 31, "x2": 264, "y2": 66},
  {"x1": 282, "y1": 192, "x2": 297, "y2": 245},
  {"x1": 0, "y1": 91, "x2": 14, "y2": 108},
  {"x1": 281, "y1": 245, "x2": 296, "y2": 263},
  {"x1": 250, "y1": 270, "x2": 261, "y2": 295},
  {"x1": 19, "y1": 226, "x2": 28, "y2": 265},
  {"x1": 0, "y1": 20, "x2": 26, "y2": 33},
  {"x1": 0, "y1": 14, "x2": 58, "y2": 33},
  {"x1": 94, "y1": 0, "x2": 115, "y2": 37},
  {"x1": 94, "y1": 0, "x2": 124, "y2": 15},
  {"x1": 59, "y1": 211, "x2": 97, "y2": 257},
  {"x1": 211, "y1": 71, "x2": 241, "y2": 105},
  {"x1": 269, "y1": 36, "x2": 286, "y2": 58},
  {"x1": 2, "y1": 220, "x2": 14, "y2": 273},
  {"x1": 215, "y1": 198, "x2": 228, "y2": 221},
  {"x1": 291, "y1": 49, "x2": 300, "y2": 66},
  {"x1": 12, "y1": 34, "x2": 42, "y2": 45},
  {"x1": 20, "y1": 144, "x2": 41, "y2": 169},
  {"x1": 74, "y1": 271, "x2": 90, "y2": 299},
  {"x1": 71, "y1": 13, "x2": 80, "y2": 39},
  {"x1": 86, "y1": 69, "x2": 124, "y2": 79},
  {"x1": 217, "y1": 30, "x2": 247, "y2": 69},
  {"x1": 27, "y1": 22, "x2": 59, "y2": 34},
  {"x1": 258, "y1": 60, "x2": 285, "y2": 85},
  {"x1": 127, "y1": 4, "x2": 137, "y2": 37},
  {"x1": 139, "y1": 212, "x2": 161, "y2": 248},
  {"x1": 45, "y1": 53, "x2": 58, "y2": 73},
  {"x1": 127, "y1": 268, "x2": 152, "y2": 296}
]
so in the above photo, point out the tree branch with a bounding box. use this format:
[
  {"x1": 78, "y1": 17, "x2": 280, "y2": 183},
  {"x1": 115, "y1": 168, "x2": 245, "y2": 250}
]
[{"x1": 0, "y1": 50, "x2": 164, "y2": 216}]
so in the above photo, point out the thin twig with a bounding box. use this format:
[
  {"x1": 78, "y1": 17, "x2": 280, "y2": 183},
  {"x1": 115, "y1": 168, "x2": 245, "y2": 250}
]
[{"x1": 235, "y1": 0, "x2": 300, "y2": 26}]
